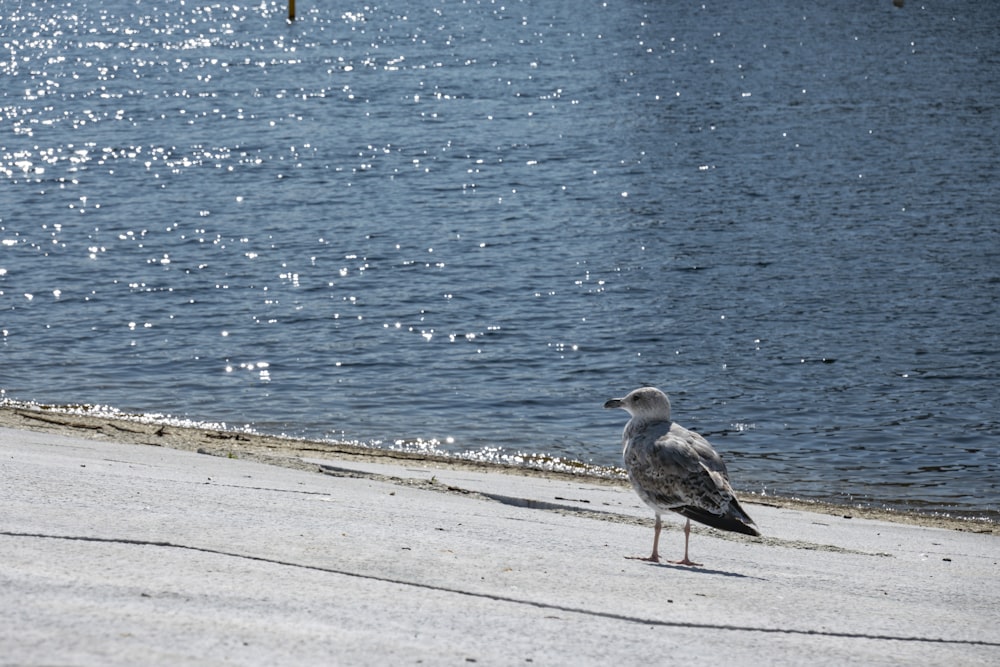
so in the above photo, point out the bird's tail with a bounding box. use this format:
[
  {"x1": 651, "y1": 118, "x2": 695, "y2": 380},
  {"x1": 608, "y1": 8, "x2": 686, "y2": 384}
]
[{"x1": 676, "y1": 499, "x2": 760, "y2": 537}]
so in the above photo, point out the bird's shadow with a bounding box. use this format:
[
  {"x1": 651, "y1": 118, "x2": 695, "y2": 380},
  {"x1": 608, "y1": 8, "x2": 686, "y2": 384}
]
[{"x1": 638, "y1": 560, "x2": 761, "y2": 579}]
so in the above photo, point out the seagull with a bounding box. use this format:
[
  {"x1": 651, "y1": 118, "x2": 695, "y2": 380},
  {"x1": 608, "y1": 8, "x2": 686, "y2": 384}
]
[{"x1": 604, "y1": 386, "x2": 759, "y2": 566}]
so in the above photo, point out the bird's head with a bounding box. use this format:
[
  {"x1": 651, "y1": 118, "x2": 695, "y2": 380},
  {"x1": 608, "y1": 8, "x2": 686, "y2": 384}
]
[{"x1": 603, "y1": 386, "x2": 672, "y2": 421}]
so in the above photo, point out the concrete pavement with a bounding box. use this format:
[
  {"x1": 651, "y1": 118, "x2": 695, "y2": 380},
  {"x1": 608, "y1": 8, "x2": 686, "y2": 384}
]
[{"x1": 2, "y1": 425, "x2": 998, "y2": 665}]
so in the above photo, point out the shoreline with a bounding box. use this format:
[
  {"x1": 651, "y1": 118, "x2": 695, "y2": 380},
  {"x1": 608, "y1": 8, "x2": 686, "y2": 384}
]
[{"x1": 1, "y1": 403, "x2": 995, "y2": 535}]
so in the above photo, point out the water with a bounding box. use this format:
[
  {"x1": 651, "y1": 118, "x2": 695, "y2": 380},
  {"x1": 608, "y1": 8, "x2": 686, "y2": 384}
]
[{"x1": 2, "y1": 0, "x2": 998, "y2": 520}]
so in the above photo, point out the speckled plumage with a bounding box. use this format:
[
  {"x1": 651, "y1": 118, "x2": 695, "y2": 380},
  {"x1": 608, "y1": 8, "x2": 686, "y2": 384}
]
[{"x1": 605, "y1": 386, "x2": 759, "y2": 565}]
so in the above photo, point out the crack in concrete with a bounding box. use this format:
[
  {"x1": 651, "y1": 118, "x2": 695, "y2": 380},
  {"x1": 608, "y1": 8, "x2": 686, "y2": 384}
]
[{"x1": 1, "y1": 530, "x2": 990, "y2": 647}]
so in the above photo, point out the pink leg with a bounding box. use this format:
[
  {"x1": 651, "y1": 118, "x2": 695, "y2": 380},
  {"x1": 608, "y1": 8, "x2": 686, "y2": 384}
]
[
  {"x1": 668, "y1": 519, "x2": 702, "y2": 567},
  {"x1": 626, "y1": 514, "x2": 662, "y2": 562}
]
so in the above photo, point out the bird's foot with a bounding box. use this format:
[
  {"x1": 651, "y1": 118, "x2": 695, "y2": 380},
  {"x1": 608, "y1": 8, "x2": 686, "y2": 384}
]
[{"x1": 668, "y1": 557, "x2": 702, "y2": 567}]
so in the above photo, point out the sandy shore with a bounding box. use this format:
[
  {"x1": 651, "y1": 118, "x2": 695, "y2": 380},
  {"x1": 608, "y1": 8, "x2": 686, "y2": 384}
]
[
  {"x1": 0, "y1": 404, "x2": 994, "y2": 534},
  {"x1": 2, "y1": 406, "x2": 998, "y2": 665}
]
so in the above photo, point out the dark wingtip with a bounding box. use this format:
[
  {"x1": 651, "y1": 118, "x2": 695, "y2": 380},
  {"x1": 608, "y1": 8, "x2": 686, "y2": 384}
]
[{"x1": 676, "y1": 506, "x2": 761, "y2": 537}]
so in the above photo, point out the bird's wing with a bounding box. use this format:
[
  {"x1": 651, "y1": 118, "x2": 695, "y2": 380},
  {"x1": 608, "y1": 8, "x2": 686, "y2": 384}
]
[
  {"x1": 625, "y1": 422, "x2": 759, "y2": 535},
  {"x1": 626, "y1": 424, "x2": 758, "y2": 535},
  {"x1": 677, "y1": 423, "x2": 730, "y2": 479},
  {"x1": 628, "y1": 419, "x2": 731, "y2": 478},
  {"x1": 625, "y1": 426, "x2": 726, "y2": 509}
]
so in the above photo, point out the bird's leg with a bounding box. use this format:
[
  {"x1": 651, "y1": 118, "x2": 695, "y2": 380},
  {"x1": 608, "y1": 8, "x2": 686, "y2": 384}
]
[
  {"x1": 626, "y1": 514, "x2": 662, "y2": 562},
  {"x1": 668, "y1": 518, "x2": 702, "y2": 567}
]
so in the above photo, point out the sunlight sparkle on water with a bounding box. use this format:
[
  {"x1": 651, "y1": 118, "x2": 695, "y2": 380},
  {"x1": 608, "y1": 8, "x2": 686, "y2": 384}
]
[{"x1": 1, "y1": 0, "x2": 996, "y2": 520}]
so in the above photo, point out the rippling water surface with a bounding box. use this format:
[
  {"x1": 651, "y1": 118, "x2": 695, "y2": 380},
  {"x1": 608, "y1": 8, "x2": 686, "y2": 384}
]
[{"x1": 2, "y1": 0, "x2": 998, "y2": 519}]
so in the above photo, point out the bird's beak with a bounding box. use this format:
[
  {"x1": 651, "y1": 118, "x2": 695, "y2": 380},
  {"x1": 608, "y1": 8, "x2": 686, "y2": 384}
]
[{"x1": 603, "y1": 398, "x2": 624, "y2": 409}]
